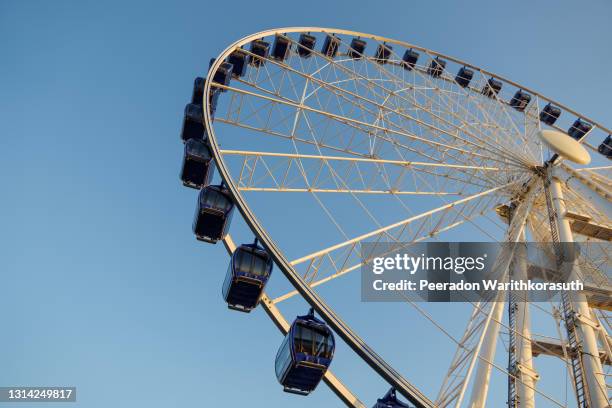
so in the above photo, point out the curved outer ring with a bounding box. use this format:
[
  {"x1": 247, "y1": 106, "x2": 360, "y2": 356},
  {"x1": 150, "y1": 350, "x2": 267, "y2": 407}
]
[{"x1": 203, "y1": 27, "x2": 609, "y2": 407}]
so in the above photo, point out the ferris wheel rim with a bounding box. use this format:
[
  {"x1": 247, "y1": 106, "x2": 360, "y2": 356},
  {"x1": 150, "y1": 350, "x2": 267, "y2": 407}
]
[
  {"x1": 207, "y1": 26, "x2": 610, "y2": 135},
  {"x1": 201, "y1": 27, "x2": 610, "y2": 407},
  {"x1": 204, "y1": 26, "x2": 448, "y2": 408}
]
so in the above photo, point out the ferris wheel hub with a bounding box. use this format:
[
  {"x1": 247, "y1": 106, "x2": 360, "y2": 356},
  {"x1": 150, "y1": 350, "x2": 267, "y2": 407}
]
[{"x1": 538, "y1": 129, "x2": 591, "y2": 165}]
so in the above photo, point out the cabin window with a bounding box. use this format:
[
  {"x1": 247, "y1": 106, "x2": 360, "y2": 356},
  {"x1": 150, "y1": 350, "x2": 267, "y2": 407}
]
[
  {"x1": 186, "y1": 138, "x2": 210, "y2": 160},
  {"x1": 275, "y1": 335, "x2": 292, "y2": 379},
  {"x1": 235, "y1": 250, "x2": 268, "y2": 277},
  {"x1": 234, "y1": 250, "x2": 268, "y2": 276},
  {"x1": 251, "y1": 253, "x2": 268, "y2": 276},
  {"x1": 294, "y1": 323, "x2": 332, "y2": 359},
  {"x1": 203, "y1": 189, "x2": 232, "y2": 212},
  {"x1": 314, "y1": 329, "x2": 333, "y2": 359},
  {"x1": 234, "y1": 251, "x2": 248, "y2": 274},
  {"x1": 294, "y1": 324, "x2": 312, "y2": 354}
]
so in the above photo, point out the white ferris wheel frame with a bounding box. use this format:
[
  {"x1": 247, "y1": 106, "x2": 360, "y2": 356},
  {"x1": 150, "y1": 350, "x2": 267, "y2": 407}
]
[{"x1": 201, "y1": 27, "x2": 611, "y2": 408}]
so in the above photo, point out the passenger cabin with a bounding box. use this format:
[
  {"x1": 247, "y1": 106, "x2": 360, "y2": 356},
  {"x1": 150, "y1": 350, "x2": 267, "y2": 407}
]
[
  {"x1": 181, "y1": 103, "x2": 205, "y2": 142},
  {"x1": 212, "y1": 62, "x2": 233, "y2": 92},
  {"x1": 598, "y1": 135, "x2": 612, "y2": 158},
  {"x1": 275, "y1": 309, "x2": 335, "y2": 395},
  {"x1": 191, "y1": 77, "x2": 205, "y2": 105},
  {"x1": 509, "y1": 90, "x2": 531, "y2": 112},
  {"x1": 193, "y1": 184, "x2": 234, "y2": 243},
  {"x1": 568, "y1": 119, "x2": 592, "y2": 140},
  {"x1": 539, "y1": 103, "x2": 561, "y2": 126},
  {"x1": 228, "y1": 49, "x2": 248, "y2": 77},
  {"x1": 222, "y1": 240, "x2": 273, "y2": 312},
  {"x1": 374, "y1": 43, "x2": 392, "y2": 64},
  {"x1": 180, "y1": 138, "x2": 213, "y2": 189},
  {"x1": 297, "y1": 33, "x2": 316, "y2": 58},
  {"x1": 402, "y1": 49, "x2": 419, "y2": 71},
  {"x1": 349, "y1": 38, "x2": 367, "y2": 58},
  {"x1": 427, "y1": 57, "x2": 446, "y2": 78},
  {"x1": 482, "y1": 78, "x2": 502, "y2": 98},
  {"x1": 272, "y1": 35, "x2": 291, "y2": 61},
  {"x1": 322, "y1": 35, "x2": 340, "y2": 58},
  {"x1": 248, "y1": 39, "x2": 270, "y2": 67},
  {"x1": 372, "y1": 389, "x2": 412, "y2": 408},
  {"x1": 208, "y1": 89, "x2": 220, "y2": 117},
  {"x1": 455, "y1": 67, "x2": 473, "y2": 88}
]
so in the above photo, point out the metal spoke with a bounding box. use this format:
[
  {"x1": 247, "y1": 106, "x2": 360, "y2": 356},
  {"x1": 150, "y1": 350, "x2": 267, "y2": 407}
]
[{"x1": 290, "y1": 181, "x2": 518, "y2": 267}]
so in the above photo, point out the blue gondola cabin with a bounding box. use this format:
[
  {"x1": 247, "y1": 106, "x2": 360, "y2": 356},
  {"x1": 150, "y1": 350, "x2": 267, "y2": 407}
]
[
  {"x1": 208, "y1": 89, "x2": 220, "y2": 117},
  {"x1": 349, "y1": 37, "x2": 367, "y2": 59},
  {"x1": 427, "y1": 57, "x2": 446, "y2": 78},
  {"x1": 193, "y1": 185, "x2": 234, "y2": 243},
  {"x1": 598, "y1": 135, "x2": 612, "y2": 158},
  {"x1": 322, "y1": 35, "x2": 340, "y2": 58},
  {"x1": 180, "y1": 138, "x2": 213, "y2": 189},
  {"x1": 180, "y1": 103, "x2": 205, "y2": 142},
  {"x1": 402, "y1": 49, "x2": 419, "y2": 71},
  {"x1": 455, "y1": 67, "x2": 473, "y2": 88},
  {"x1": 222, "y1": 240, "x2": 273, "y2": 312},
  {"x1": 248, "y1": 39, "x2": 270, "y2": 67},
  {"x1": 212, "y1": 62, "x2": 233, "y2": 92},
  {"x1": 482, "y1": 78, "x2": 502, "y2": 98},
  {"x1": 372, "y1": 389, "x2": 413, "y2": 408},
  {"x1": 191, "y1": 77, "x2": 205, "y2": 105},
  {"x1": 297, "y1": 33, "x2": 316, "y2": 58},
  {"x1": 228, "y1": 49, "x2": 248, "y2": 78},
  {"x1": 272, "y1": 34, "x2": 291, "y2": 61},
  {"x1": 568, "y1": 119, "x2": 592, "y2": 140},
  {"x1": 540, "y1": 103, "x2": 561, "y2": 126},
  {"x1": 275, "y1": 309, "x2": 335, "y2": 395},
  {"x1": 509, "y1": 90, "x2": 531, "y2": 112},
  {"x1": 374, "y1": 43, "x2": 392, "y2": 64}
]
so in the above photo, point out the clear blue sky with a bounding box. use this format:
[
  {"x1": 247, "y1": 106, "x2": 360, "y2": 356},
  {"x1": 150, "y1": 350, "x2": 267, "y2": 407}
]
[{"x1": 1, "y1": 1, "x2": 610, "y2": 407}]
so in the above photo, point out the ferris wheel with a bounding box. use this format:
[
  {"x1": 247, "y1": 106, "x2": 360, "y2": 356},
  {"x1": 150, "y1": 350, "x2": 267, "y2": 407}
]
[{"x1": 177, "y1": 27, "x2": 612, "y2": 408}]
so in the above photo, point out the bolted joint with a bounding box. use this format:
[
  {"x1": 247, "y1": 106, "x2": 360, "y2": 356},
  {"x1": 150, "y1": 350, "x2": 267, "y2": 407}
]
[
  {"x1": 574, "y1": 312, "x2": 601, "y2": 330},
  {"x1": 516, "y1": 363, "x2": 540, "y2": 381}
]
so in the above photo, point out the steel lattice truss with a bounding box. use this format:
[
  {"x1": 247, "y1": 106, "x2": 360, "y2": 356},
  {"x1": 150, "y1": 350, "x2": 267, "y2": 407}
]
[{"x1": 199, "y1": 28, "x2": 612, "y2": 408}]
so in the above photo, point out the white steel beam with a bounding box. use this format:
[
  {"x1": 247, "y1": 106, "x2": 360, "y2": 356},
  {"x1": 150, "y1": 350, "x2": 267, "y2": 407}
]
[
  {"x1": 236, "y1": 187, "x2": 461, "y2": 195},
  {"x1": 560, "y1": 163, "x2": 611, "y2": 203},
  {"x1": 550, "y1": 176, "x2": 608, "y2": 407},
  {"x1": 291, "y1": 182, "x2": 517, "y2": 266},
  {"x1": 512, "y1": 237, "x2": 538, "y2": 408},
  {"x1": 235, "y1": 43, "x2": 535, "y2": 169},
  {"x1": 220, "y1": 149, "x2": 506, "y2": 171},
  {"x1": 467, "y1": 298, "x2": 505, "y2": 408},
  {"x1": 274, "y1": 216, "x2": 485, "y2": 304},
  {"x1": 215, "y1": 83, "x2": 520, "y2": 165},
  {"x1": 444, "y1": 182, "x2": 537, "y2": 408}
]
